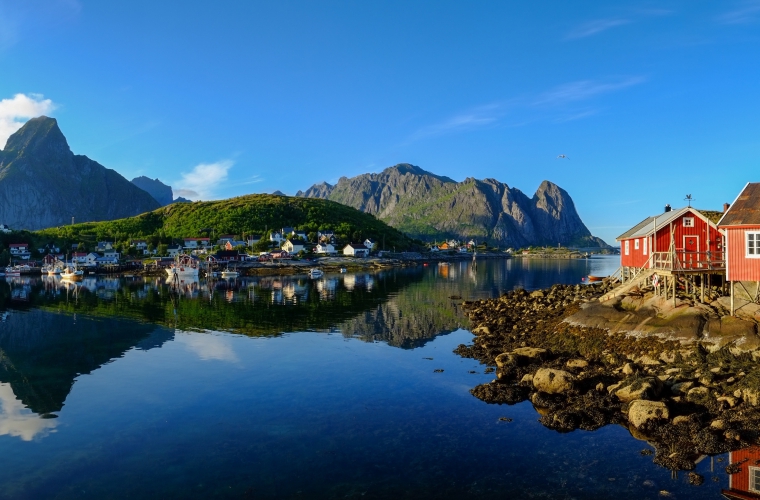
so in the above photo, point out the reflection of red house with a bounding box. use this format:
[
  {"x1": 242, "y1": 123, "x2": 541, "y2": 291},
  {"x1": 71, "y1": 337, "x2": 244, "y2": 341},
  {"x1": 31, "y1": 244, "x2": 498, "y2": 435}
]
[
  {"x1": 723, "y1": 446, "x2": 760, "y2": 499},
  {"x1": 439, "y1": 242, "x2": 450, "y2": 250},
  {"x1": 616, "y1": 205, "x2": 723, "y2": 270}
]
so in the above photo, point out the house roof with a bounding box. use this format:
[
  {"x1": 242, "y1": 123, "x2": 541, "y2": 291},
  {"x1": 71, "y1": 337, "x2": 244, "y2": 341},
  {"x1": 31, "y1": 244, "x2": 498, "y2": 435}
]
[
  {"x1": 616, "y1": 207, "x2": 716, "y2": 241},
  {"x1": 346, "y1": 243, "x2": 368, "y2": 250},
  {"x1": 9, "y1": 243, "x2": 28, "y2": 247},
  {"x1": 718, "y1": 182, "x2": 760, "y2": 226}
]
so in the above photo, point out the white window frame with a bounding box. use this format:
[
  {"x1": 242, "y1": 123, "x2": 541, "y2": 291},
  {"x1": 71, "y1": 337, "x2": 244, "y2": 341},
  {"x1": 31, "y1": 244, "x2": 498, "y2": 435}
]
[
  {"x1": 750, "y1": 466, "x2": 760, "y2": 493},
  {"x1": 747, "y1": 231, "x2": 760, "y2": 259},
  {"x1": 624, "y1": 240, "x2": 629, "y2": 255},
  {"x1": 643, "y1": 237, "x2": 648, "y2": 256},
  {"x1": 634, "y1": 239, "x2": 640, "y2": 250},
  {"x1": 683, "y1": 217, "x2": 694, "y2": 227}
]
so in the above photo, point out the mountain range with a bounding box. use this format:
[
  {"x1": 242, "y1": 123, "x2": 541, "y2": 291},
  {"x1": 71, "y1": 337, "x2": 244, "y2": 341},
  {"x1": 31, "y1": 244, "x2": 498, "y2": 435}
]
[
  {"x1": 130, "y1": 176, "x2": 190, "y2": 206},
  {"x1": 0, "y1": 117, "x2": 160, "y2": 230},
  {"x1": 297, "y1": 163, "x2": 607, "y2": 248}
]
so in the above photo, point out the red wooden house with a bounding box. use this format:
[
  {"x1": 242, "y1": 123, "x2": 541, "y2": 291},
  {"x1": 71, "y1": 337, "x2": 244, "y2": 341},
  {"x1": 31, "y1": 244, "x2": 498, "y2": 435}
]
[
  {"x1": 723, "y1": 445, "x2": 760, "y2": 499},
  {"x1": 718, "y1": 182, "x2": 760, "y2": 283},
  {"x1": 616, "y1": 205, "x2": 723, "y2": 271}
]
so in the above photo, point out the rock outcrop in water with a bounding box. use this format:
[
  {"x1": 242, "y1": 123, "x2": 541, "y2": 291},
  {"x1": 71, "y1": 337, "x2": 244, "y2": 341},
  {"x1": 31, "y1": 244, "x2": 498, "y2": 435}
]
[
  {"x1": 456, "y1": 281, "x2": 760, "y2": 472},
  {"x1": 0, "y1": 116, "x2": 160, "y2": 230},
  {"x1": 297, "y1": 163, "x2": 609, "y2": 248}
]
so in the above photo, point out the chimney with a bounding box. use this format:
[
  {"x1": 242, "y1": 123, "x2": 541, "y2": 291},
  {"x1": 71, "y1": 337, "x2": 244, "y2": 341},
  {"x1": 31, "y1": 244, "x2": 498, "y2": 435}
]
[
  {"x1": 664, "y1": 204, "x2": 671, "y2": 213},
  {"x1": 723, "y1": 202, "x2": 730, "y2": 213}
]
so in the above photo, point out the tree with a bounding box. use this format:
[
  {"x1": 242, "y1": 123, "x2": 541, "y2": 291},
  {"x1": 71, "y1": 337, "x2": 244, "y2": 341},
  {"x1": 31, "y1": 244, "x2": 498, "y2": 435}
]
[{"x1": 157, "y1": 244, "x2": 168, "y2": 256}]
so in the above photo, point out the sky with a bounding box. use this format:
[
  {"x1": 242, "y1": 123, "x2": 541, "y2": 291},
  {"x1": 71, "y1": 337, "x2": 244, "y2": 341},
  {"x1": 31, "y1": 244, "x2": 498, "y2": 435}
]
[{"x1": 1, "y1": 1, "x2": 760, "y2": 245}]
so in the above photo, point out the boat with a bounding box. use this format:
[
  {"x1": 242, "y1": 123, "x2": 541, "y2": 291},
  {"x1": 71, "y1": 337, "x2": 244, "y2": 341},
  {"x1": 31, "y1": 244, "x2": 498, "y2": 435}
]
[
  {"x1": 60, "y1": 264, "x2": 84, "y2": 281},
  {"x1": 339, "y1": 268, "x2": 347, "y2": 273},
  {"x1": 4, "y1": 266, "x2": 22, "y2": 276},
  {"x1": 221, "y1": 269, "x2": 239, "y2": 279},
  {"x1": 586, "y1": 275, "x2": 606, "y2": 282},
  {"x1": 166, "y1": 255, "x2": 199, "y2": 279},
  {"x1": 309, "y1": 268, "x2": 324, "y2": 278}
]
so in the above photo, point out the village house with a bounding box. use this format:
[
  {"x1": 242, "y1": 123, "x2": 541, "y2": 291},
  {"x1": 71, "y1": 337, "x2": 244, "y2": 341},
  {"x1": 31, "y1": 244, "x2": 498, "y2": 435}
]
[
  {"x1": 84, "y1": 252, "x2": 101, "y2": 267},
  {"x1": 269, "y1": 231, "x2": 284, "y2": 244},
  {"x1": 214, "y1": 250, "x2": 242, "y2": 262},
  {"x1": 343, "y1": 243, "x2": 369, "y2": 257},
  {"x1": 363, "y1": 238, "x2": 376, "y2": 251},
  {"x1": 167, "y1": 244, "x2": 182, "y2": 257},
  {"x1": 104, "y1": 248, "x2": 121, "y2": 260},
  {"x1": 718, "y1": 182, "x2": 760, "y2": 313},
  {"x1": 438, "y1": 242, "x2": 450, "y2": 250},
  {"x1": 224, "y1": 240, "x2": 247, "y2": 250},
  {"x1": 183, "y1": 237, "x2": 210, "y2": 249},
  {"x1": 71, "y1": 252, "x2": 88, "y2": 264},
  {"x1": 282, "y1": 239, "x2": 305, "y2": 254},
  {"x1": 318, "y1": 230, "x2": 335, "y2": 243},
  {"x1": 722, "y1": 445, "x2": 760, "y2": 498},
  {"x1": 617, "y1": 204, "x2": 723, "y2": 272},
  {"x1": 0, "y1": 224, "x2": 10, "y2": 234},
  {"x1": 96, "y1": 241, "x2": 114, "y2": 252},
  {"x1": 269, "y1": 249, "x2": 291, "y2": 260},
  {"x1": 429, "y1": 245, "x2": 440, "y2": 252},
  {"x1": 9, "y1": 243, "x2": 31, "y2": 260},
  {"x1": 315, "y1": 243, "x2": 337, "y2": 255}
]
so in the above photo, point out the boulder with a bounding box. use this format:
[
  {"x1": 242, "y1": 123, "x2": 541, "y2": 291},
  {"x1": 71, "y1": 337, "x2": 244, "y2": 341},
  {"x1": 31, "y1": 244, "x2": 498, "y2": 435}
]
[
  {"x1": 629, "y1": 400, "x2": 669, "y2": 428},
  {"x1": 686, "y1": 386, "x2": 711, "y2": 404},
  {"x1": 670, "y1": 381, "x2": 694, "y2": 395},
  {"x1": 566, "y1": 359, "x2": 588, "y2": 369},
  {"x1": 512, "y1": 347, "x2": 548, "y2": 361},
  {"x1": 742, "y1": 387, "x2": 760, "y2": 406},
  {"x1": 533, "y1": 368, "x2": 575, "y2": 394},
  {"x1": 622, "y1": 363, "x2": 636, "y2": 375},
  {"x1": 615, "y1": 378, "x2": 663, "y2": 402},
  {"x1": 495, "y1": 353, "x2": 517, "y2": 369}
]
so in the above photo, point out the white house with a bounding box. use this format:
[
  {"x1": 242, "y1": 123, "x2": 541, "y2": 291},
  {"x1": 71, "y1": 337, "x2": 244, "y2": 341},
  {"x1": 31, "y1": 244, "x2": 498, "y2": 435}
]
[
  {"x1": 269, "y1": 232, "x2": 284, "y2": 243},
  {"x1": 71, "y1": 252, "x2": 88, "y2": 264},
  {"x1": 85, "y1": 252, "x2": 100, "y2": 267},
  {"x1": 318, "y1": 230, "x2": 335, "y2": 242},
  {"x1": 343, "y1": 243, "x2": 369, "y2": 257},
  {"x1": 363, "y1": 239, "x2": 376, "y2": 251},
  {"x1": 184, "y1": 237, "x2": 210, "y2": 249},
  {"x1": 96, "y1": 241, "x2": 114, "y2": 252},
  {"x1": 167, "y1": 245, "x2": 182, "y2": 257},
  {"x1": 9, "y1": 243, "x2": 29, "y2": 255},
  {"x1": 0, "y1": 224, "x2": 10, "y2": 234},
  {"x1": 282, "y1": 239, "x2": 305, "y2": 254},
  {"x1": 104, "y1": 249, "x2": 121, "y2": 260},
  {"x1": 315, "y1": 243, "x2": 336, "y2": 255}
]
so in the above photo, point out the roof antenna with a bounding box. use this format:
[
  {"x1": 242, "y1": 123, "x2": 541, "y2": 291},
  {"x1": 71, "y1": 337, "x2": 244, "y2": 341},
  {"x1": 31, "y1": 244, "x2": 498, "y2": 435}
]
[{"x1": 684, "y1": 194, "x2": 694, "y2": 207}]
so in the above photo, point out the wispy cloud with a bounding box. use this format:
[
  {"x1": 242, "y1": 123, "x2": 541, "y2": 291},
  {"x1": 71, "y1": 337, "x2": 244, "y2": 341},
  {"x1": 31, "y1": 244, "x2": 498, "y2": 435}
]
[
  {"x1": 566, "y1": 18, "x2": 631, "y2": 39},
  {"x1": 535, "y1": 77, "x2": 646, "y2": 106},
  {"x1": 553, "y1": 109, "x2": 599, "y2": 123},
  {"x1": 239, "y1": 174, "x2": 264, "y2": 186},
  {"x1": 718, "y1": 1, "x2": 760, "y2": 24},
  {"x1": 407, "y1": 103, "x2": 503, "y2": 142},
  {"x1": 176, "y1": 332, "x2": 240, "y2": 363},
  {"x1": 0, "y1": 93, "x2": 56, "y2": 148},
  {"x1": 174, "y1": 159, "x2": 233, "y2": 201}
]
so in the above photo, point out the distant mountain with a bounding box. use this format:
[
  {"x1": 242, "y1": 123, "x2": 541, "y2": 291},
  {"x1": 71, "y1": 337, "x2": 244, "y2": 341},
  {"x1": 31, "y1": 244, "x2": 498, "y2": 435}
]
[
  {"x1": 297, "y1": 163, "x2": 608, "y2": 248},
  {"x1": 131, "y1": 176, "x2": 174, "y2": 206},
  {"x1": 0, "y1": 117, "x2": 160, "y2": 230}
]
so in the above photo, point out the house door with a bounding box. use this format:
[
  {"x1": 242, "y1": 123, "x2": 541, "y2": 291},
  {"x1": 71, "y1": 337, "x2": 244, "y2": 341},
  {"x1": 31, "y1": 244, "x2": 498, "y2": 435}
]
[{"x1": 684, "y1": 235, "x2": 699, "y2": 269}]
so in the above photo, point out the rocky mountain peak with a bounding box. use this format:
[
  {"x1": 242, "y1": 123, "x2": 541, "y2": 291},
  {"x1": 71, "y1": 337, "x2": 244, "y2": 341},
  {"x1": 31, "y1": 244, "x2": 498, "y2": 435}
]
[
  {"x1": 384, "y1": 163, "x2": 455, "y2": 183},
  {"x1": 3, "y1": 116, "x2": 71, "y2": 158}
]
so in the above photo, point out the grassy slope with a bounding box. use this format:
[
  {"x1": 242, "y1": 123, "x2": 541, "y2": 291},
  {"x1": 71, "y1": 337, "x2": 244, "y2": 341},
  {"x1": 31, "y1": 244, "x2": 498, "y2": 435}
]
[{"x1": 34, "y1": 194, "x2": 416, "y2": 249}]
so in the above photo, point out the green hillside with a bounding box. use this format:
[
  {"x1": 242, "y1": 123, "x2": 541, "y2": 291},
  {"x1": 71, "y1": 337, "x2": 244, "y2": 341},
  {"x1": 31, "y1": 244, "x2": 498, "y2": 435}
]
[{"x1": 34, "y1": 194, "x2": 417, "y2": 252}]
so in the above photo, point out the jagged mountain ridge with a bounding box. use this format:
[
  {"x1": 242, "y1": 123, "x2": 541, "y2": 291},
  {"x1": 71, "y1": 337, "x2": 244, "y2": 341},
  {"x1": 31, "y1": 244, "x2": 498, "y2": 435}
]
[
  {"x1": 297, "y1": 163, "x2": 607, "y2": 248},
  {"x1": 131, "y1": 176, "x2": 174, "y2": 206},
  {"x1": 0, "y1": 117, "x2": 160, "y2": 230}
]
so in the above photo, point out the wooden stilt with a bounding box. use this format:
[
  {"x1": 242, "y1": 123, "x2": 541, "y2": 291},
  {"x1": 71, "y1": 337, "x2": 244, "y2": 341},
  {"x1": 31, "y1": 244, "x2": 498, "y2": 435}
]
[
  {"x1": 701, "y1": 274, "x2": 704, "y2": 303},
  {"x1": 731, "y1": 281, "x2": 734, "y2": 316}
]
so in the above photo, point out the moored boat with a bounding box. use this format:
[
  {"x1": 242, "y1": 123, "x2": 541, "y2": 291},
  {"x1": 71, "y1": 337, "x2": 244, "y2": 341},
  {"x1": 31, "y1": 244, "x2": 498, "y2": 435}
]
[
  {"x1": 221, "y1": 269, "x2": 239, "y2": 279},
  {"x1": 309, "y1": 268, "x2": 324, "y2": 278},
  {"x1": 61, "y1": 265, "x2": 84, "y2": 281},
  {"x1": 166, "y1": 255, "x2": 199, "y2": 279},
  {"x1": 586, "y1": 275, "x2": 606, "y2": 282}
]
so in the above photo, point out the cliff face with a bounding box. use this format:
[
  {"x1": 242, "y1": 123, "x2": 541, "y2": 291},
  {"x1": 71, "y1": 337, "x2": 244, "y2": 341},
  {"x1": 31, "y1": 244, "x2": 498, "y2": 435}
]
[
  {"x1": 0, "y1": 117, "x2": 160, "y2": 230},
  {"x1": 131, "y1": 176, "x2": 174, "y2": 206},
  {"x1": 297, "y1": 163, "x2": 607, "y2": 248}
]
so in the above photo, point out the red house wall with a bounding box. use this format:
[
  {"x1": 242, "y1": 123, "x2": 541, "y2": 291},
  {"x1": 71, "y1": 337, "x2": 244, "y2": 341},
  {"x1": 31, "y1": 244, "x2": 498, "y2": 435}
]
[
  {"x1": 620, "y1": 236, "x2": 649, "y2": 268},
  {"x1": 726, "y1": 226, "x2": 760, "y2": 281}
]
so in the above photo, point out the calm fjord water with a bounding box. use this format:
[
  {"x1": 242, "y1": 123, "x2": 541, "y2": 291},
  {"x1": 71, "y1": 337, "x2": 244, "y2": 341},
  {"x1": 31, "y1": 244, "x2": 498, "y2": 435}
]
[{"x1": 0, "y1": 257, "x2": 731, "y2": 499}]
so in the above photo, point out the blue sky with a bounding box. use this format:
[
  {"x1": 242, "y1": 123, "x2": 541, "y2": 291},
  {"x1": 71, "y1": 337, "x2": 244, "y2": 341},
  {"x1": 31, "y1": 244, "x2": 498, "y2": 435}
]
[{"x1": 2, "y1": 1, "x2": 760, "y2": 245}]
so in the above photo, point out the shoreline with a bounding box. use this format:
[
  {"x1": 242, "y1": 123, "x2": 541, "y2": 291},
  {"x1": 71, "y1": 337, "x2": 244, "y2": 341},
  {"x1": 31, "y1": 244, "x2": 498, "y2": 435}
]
[{"x1": 455, "y1": 279, "x2": 760, "y2": 475}]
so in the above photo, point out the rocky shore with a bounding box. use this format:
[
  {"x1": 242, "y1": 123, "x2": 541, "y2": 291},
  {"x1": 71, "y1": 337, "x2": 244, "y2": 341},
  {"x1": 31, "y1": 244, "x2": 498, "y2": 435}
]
[{"x1": 455, "y1": 280, "x2": 760, "y2": 473}]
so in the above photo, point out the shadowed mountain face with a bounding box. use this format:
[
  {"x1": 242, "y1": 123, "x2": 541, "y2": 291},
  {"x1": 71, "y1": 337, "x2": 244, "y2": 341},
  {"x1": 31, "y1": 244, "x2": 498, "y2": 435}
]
[
  {"x1": 297, "y1": 163, "x2": 608, "y2": 248},
  {"x1": 131, "y1": 176, "x2": 174, "y2": 206},
  {"x1": 0, "y1": 309, "x2": 172, "y2": 415},
  {"x1": 0, "y1": 116, "x2": 160, "y2": 230}
]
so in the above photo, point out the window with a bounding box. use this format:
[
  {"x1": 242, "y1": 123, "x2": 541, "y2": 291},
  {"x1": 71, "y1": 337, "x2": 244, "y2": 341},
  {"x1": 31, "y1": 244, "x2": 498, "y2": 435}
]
[
  {"x1": 750, "y1": 466, "x2": 760, "y2": 493},
  {"x1": 747, "y1": 232, "x2": 760, "y2": 258},
  {"x1": 624, "y1": 240, "x2": 629, "y2": 255},
  {"x1": 643, "y1": 237, "x2": 648, "y2": 255},
  {"x1": 634, "y1": 239, "x2": 640, "y2": 250},
  {"x1": 683, "y1": 217, "x2": 694, "y2": 227}
]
